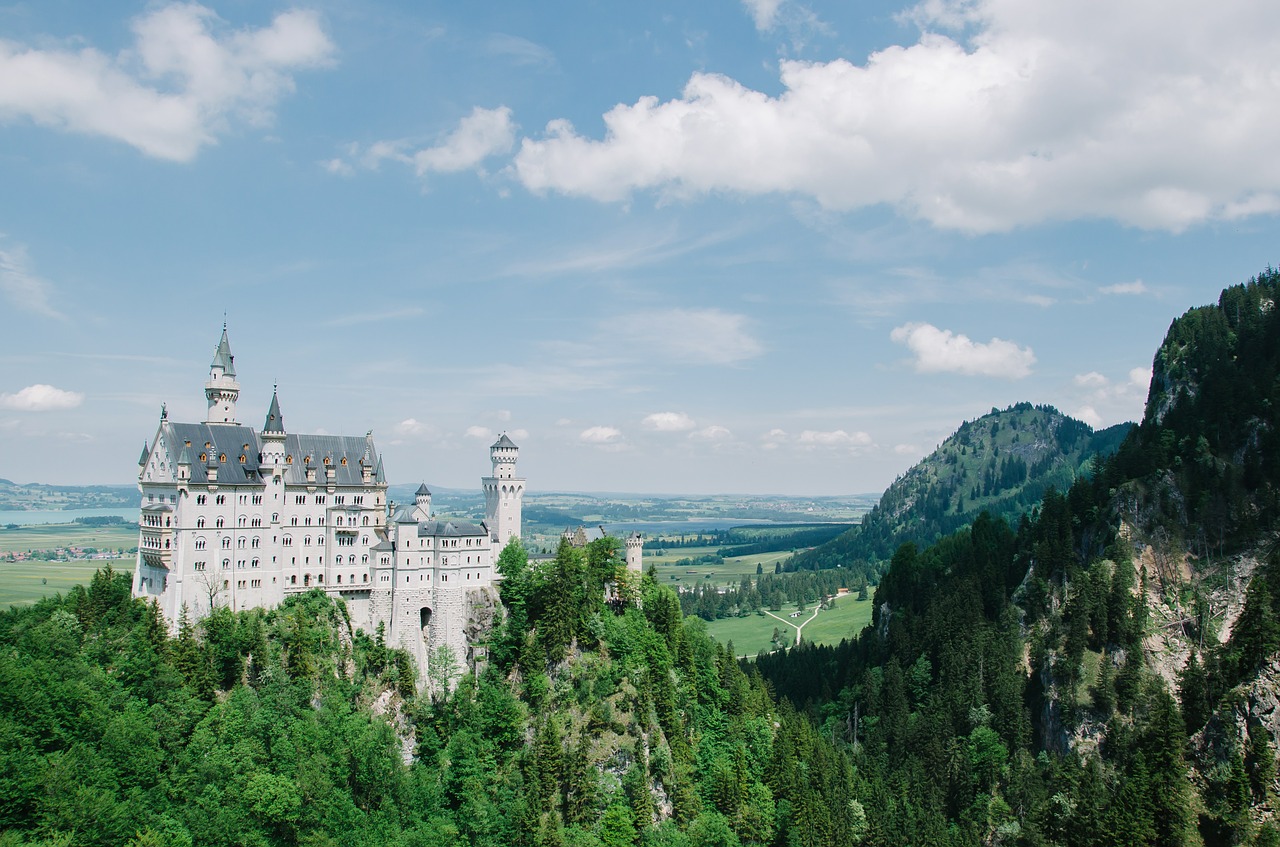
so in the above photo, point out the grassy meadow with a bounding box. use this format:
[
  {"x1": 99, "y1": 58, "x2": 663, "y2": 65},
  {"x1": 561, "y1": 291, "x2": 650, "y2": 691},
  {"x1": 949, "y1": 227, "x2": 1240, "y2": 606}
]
[
  {"x1": 706, "y1": 594, "x2": 875, "y2": 658},
  {"x1": 0, "y1": 522, "x2": 136, "y2": 608}
]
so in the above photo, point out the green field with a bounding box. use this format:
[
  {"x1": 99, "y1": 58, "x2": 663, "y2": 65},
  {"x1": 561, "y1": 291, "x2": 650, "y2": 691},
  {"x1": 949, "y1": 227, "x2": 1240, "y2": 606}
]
[
  {"x1": 706, "y1": 594, "x2": 874, "y2": 658},
  {"x1": 0, "y1": 557, "x2": 135, "y2": 608},
  {"x1": 645, "y1": 545, "x2": 794, "y2": 589},
  {"x1": 0, "y1": 522, "x2": 137, "y2": 608},
  {"x1": 0, "y1": 522, "x2": 137, "y2": 554}
]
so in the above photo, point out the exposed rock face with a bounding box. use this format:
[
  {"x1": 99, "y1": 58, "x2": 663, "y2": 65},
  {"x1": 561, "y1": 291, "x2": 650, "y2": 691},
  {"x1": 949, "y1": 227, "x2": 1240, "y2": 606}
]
[{"x1": 464, "y1": 586, "x2": 502, "y2": 671}]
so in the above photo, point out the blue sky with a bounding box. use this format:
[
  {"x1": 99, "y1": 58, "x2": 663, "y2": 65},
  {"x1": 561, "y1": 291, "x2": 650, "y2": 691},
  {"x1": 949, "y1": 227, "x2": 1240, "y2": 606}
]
[{"x1": 1, "y1": 0, "x2": 1277, "y2": 495}]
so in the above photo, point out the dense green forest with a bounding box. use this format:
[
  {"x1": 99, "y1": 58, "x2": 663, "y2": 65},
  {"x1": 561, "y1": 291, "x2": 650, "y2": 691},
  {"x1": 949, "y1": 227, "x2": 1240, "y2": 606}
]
[
  {"x1": 786, "y1": 405, "x2": 1131, "y2": 580},
  {"x1": 5, "y1": 270, "x2": 1280, "y2": 846},
  {"x1": 0, "y1": 540, "x2": 863, "y2": 847},
  {"x1": 753, "y1": 269, "x2": 1280, "y2": 846}
]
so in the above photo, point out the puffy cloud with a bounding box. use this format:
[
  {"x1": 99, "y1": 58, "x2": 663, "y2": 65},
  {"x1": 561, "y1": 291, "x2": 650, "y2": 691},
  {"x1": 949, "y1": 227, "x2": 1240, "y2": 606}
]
[
  {"x1": 1069, "y1": 366, "x2": 1151, "y2": 427},
  {"x1": 510, "y1": 428, "x2": 529, "y2": 441},
  {"x1": 894, "y1": 443, "x2": 921, "y2": 455},
  {"x1": 798, "y1": 429, "x2": 872, "y2": 447},
  {"x1": 413, "y1": 106, "x2": 516, "y2": 176},
  {"x1": 0, "y1": 384, "x2": 83, "y2": 411},
  {"x1": 393, "y1": 418, "x2": 431, "y2": 437},
  {"x1": 891, "y1": 322, "x2": 1035, "y2": 378},
  {"x1": 760, "y1": 428, "x2": 788, "y2": 450},
  {"x1": 515, "y1": 0, "x2": 1280, "y2": 231},
  {"x1": 1100, "y1": 280, "x2": 1149, "y2": 295},
  {"x1": 579, "y1": 425, "x2": 622, "y2": 444},
  {"x1": 643, "y1": 411, "x2": 696, "y2": 432},
  {"x1": 464, "y1": 425, "x2": 495, "y2": 440},
  {"x1": 0, "y1": 4, "x2": 334, "y2": 161},
  {"x1": 618, "y1": 308, "x2": 762, "y2": 365},
  {"x1": 691, "y1": 425, "x2": 733, "y2": 440}
]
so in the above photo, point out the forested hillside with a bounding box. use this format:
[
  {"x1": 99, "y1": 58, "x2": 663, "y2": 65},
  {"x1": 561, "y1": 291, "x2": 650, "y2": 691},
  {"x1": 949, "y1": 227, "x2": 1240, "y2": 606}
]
[
  {"x1": 787, "y1": 404, "x2": 1131, "y2": 578},
  {"x1": 754, "y1": 268, "x2": 1280, "y2": 845},
  {"x1": 0, "y1": 541, "x2": 864, "y2": 847}
]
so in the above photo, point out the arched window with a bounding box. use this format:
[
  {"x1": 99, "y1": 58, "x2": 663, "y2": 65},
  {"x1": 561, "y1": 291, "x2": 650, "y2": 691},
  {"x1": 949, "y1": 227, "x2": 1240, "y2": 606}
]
[
  {"x1": 237, "y1": 537, "x2": 246, "y2": 549},
  {"x1": 216, "y1": 517, "x2": 224, "y2": 528},
  {"x1": 197, "y1": 517, "x2": 205, "y2": 528},
  {"x1": 362, "y1": 516, "x2": 369, "y2": 526},
  {"x1": 251, "y1": 537, "x2": 260, "y2": 549},
  {"x1": 221, "y1": 537, "x2": 231, "y2": 549},
  {"x1": 304, "y1": 536, "x2": 311, "y2": 546},
  {"x1": 237, "y1": 515, "x2": 246, "y2": 527},
  {"x1": 195, "y1": 538, "x2": 206, "y2": 550}
]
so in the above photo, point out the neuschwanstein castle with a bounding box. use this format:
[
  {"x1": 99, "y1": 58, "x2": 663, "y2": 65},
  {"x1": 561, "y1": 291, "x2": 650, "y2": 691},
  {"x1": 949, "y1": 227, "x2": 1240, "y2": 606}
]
[{"x1": 131, "y1": 327, "x2": 528, "y2": 674}]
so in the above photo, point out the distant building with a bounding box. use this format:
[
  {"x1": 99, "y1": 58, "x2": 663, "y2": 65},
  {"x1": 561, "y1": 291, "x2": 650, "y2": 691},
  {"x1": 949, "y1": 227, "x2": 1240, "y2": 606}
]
[{"x1": 132, "y1": 326, "x2": 524, "y2": 676}]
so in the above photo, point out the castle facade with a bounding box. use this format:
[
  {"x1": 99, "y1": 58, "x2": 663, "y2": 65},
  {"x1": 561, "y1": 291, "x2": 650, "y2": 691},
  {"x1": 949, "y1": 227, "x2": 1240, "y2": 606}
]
[{"x1": 131, "y1": 327, "x2": 524, "y2": 674}]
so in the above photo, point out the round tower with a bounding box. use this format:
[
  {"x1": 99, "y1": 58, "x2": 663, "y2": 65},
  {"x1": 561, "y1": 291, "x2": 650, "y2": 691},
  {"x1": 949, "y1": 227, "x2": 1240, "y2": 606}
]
[
  {"x1": 625, "y1": 531, "x2": 644, "y2": 572},
  {"x1": 483, "y1": 433, "x2": 525, "y2": 546},
  {"x1": 204, "y1": 324, "x2": 240, "y2": 424},
  {"x1": 413, "y1": 483, "x2": 432, "y2": 520}
]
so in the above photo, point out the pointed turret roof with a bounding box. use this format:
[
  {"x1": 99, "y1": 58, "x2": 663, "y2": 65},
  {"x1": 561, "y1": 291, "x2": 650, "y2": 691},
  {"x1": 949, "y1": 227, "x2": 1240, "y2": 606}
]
[
  {"x1": 492, "y1": 432, "x2": 518, "y2": 449},
  {"x1": 178, "y1": 446, "x2": 192, "y2": 465},
  {"x1": 262, "y1": 389, "x2": 284, "y2": 434},
  {"x1": 416, "y1": 483, "x2": 431, "y2": 496},
  {"x1": 211, "y1": 324, "x2": 235, "y2": 377},
  {"x1": 374, "y1": 455, "x2": 385, "y2": 483},
  {"x1": 138, "y1": 442, "x2": 149, "y2": 466}
]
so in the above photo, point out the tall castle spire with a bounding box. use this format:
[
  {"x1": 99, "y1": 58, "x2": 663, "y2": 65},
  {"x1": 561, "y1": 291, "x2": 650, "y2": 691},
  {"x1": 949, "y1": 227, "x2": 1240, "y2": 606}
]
[
  {"x1": 204, "y1": 323, "x2": 241, "y2": 424},
  {"x1": 483, "y1": 432, "x2": 525, "y2": 546}
]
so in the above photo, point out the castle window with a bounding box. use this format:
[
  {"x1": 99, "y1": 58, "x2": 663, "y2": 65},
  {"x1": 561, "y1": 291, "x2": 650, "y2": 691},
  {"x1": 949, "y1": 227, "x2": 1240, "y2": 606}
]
[
  {"x1": 197, "y1": 495, "x2": 207, "y2": 505},
  {"x1": 219, "y1": 454, "x2": 226, "y2": 463},
  {"x1": 283, "y1": 535, "x2": 292, "y2": 547},
  {"x1": 199, "y1": 454, "x2": 207, "y2": 462},
  {"x1": 340, "y1": 457, "x2": 347, "y2": 466},
  {"x1": 197, "y1": 518, "x2": 205, "y2": 529},
  {"x1": 286, "y1": 455, "x2": 293, "y2": 464},
  {"x1": 362, "y1": 516, "x2": 369, "y2": 526},
  {"x1": 221, "y1": 538, "x2": 231, "y2": 549},
  {"x1": 251, "y1": 579, "x2": 261, "y2": 588},
  {"x1": 272, "y1": 513, "x2": 279, "y2": 523},
  {"x1": 304, "y1": 536, "x2": 311, "y2": 546},
  {"x1": 252, "y1": 495, "x2": 262, "y2": 505},
  {"x1": 238, "y1": 516, "x2": 246, "y2": 527},
  {"x1": 216, "y1": 495, "x2": 225, "y2": 505},
  {"x1": 252, "y1": 558, "x2": 259, "y2": 568},
  {"x1": 364, "y1": 574, "x2": 369, "y2": 582},
  {"x1": 239, "y1": 455, "x2": 246, "y2": 463},
  {"x1": 291, "y1": 575, "x2": 297, "y2": 585},
  {"x1": 362, "y1": 555, "x2": 368, "y2": 564},
  {"x1": 237, "y1": 537, "x2": 246, "y2": 549},
  {"x1": 194, "y1": 561, "x2": 205, "y2": 571},
  {"x1": 317, "y1": 574, "x2": 323, "y2": 583},
  {"x1": 216, "y1": 517, "x2": 224, "y2": 528},
  {"x1": 337, "y1": 574, "x2": 342, "y2": 583},
  {"x1": 252, "y1": 537, "x2": 260, "y2": 548},
  {"x1": 305, "y1": 517, "x2": 312, "y2": 526},
  {"x1": 222, "y1": 560, "x2": 229, "y2": 570},
  {"x1": 251, "y1": 517, "x2": 261, "y2": 528},
  {"x1": 291, "y1": 517, "x2": 298, "y2": 526},
  {"x1": 195, "y1": 538, "x2": 206, "y2": 550}
]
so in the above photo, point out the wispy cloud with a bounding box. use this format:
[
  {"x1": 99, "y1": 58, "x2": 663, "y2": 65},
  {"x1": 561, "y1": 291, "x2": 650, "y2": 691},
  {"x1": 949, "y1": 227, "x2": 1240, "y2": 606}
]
[
  {"x1": 323, "y1": 307, "x2": 425, "y2": 327},
  {"x1": 1099, "y1": 280, "x2": 1150, "y2": 296},
  {"x1": 0, "y1": 241, "x2": 65, "y2": 320},
  {"x1": 0, "y1": 4, "x2": 334, "y2": 161},
  {"x1": 891, "y1": 322, "x2": 1035, "y2": 379},
  {"x1": 617, "y1": 308, "x2": 763, "y2": 365},
  {"x1": 329, "y1": 107, "x2": 515, "y2": 182}
]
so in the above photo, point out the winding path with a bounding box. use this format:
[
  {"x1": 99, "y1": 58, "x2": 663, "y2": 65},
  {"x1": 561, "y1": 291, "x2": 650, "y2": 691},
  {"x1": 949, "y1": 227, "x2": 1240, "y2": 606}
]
[{"x1": 761, "y1": 604, "x2": 820, "y2": 646}]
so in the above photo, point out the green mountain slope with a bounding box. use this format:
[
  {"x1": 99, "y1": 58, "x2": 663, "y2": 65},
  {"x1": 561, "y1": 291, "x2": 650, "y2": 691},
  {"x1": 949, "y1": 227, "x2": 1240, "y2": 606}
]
[
  {"x1": 789, "y1": 404, "x2": 1131, "y2": 574},
  {"x1": 753, "y1": 268, "x2": 1280, "y2": 844}
]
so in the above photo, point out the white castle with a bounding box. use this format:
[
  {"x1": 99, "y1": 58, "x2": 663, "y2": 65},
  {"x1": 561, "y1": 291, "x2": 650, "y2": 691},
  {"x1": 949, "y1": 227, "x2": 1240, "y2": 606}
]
[{"x1": 131, "y1": 326, "x2": 526, "y2": 675}]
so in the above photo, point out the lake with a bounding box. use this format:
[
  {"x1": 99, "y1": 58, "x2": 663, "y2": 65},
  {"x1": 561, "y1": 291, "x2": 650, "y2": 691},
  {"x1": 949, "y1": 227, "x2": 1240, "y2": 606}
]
[{"x1": 0, "y1": 508, "x2": 140, "y2": 526}]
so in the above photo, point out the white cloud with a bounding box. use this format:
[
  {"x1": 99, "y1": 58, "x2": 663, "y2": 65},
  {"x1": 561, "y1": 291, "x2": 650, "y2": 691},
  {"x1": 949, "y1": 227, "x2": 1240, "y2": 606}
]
[
  {"x1": 1068, "y1": 366, "x2": 1151, "y2": 428},
  {"x1": 0, "y1": 242, "x2": 64, "y2": 319},
  {"x1": 515, "y1": 1, "x2": 1280, "y2": 232},
  {"x1": 510, "y1": 428, "x2": 529, "y2": 441},
  {"x1": 579, "y1": 425, "x2": 622, "y2": 444},
  {"x1": 0, "y1": 4, "x2": 334, "y2": 161},
  {"x1": 643, "y1": 411, "x2": 696, "y2": 432},
  {"x1": 891, "y1": 322, "x2": 1035, "y2": 378},
  {"x1": 464, "y1": 425, "x2": 495, "y2": 440},
  {"x1": 0, "y1": 384, "x2": 83, "y2": 411},
  {"x1": 798, "y1": 429, "x2": 872, "y2": 447},
  {"x1": 894, "y1": 443, "x2": 920, "y2": 455},
  {"x1": 393, "y1": 418, "x2": 431, "y2": 438},
  {"x1": 618, "y1": 308, "x2": 763, "y2": 365},
  {"x1": 1100, "y1": 280, "x2": 1149, "y2": 295},
  {"x1": 691, "y1": 425, "x2": 733, "y2": 440},
  {"x1": 413, "y1": 106, "x2": 516, "y2": 176},
  {"x1": 742, "y1": 0, "x2": 786, "y2": 30},
  {"x1": 334, "y1": 107, "x2": 515, "y2": 180},
  {"x1": 760, "y1": 428, "x2": 788, "y2": 450}
]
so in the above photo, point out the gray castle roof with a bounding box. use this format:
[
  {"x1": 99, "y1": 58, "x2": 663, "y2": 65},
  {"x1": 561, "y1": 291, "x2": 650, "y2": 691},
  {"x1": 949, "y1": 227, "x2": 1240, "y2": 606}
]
[
  {"x1": 415, "y1": 483, "x2": 431, "y2": 496},
  {"x1": 492, "y1": 433, "x2": 518, "y2": 449},
  {"x1": 262, "y1": 390, "x2": 284, "y2": 434},
  {"x1": 416, "y1": 519, "x2": 488, "y2": 538},
  {"x1": 211, "y1": 326, "x2": 235, "y2": 377},
  {"x1": 154, "y1": 420, "x2": 381, "y2": 487}
]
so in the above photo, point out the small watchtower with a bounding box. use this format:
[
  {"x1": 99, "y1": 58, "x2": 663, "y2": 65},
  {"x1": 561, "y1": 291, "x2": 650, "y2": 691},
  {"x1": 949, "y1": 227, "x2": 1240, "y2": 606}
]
[{"x1": 483, "y1": 433, "x2": 525, "y2": 546}]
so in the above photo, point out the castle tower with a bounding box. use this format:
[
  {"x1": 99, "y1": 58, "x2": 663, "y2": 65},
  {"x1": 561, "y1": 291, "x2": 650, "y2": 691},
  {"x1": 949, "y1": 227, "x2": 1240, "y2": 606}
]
[
  {"x1": 204, "y1": 324, "x2": 240, "y2": 424},
  {"x1": 625, "y1": 532, "x2": 644, "y2": 572},
  {"x1": 259, "y1": 387, "x2": 287, "y2": 470},
  {"x1": 483, "y1": 433, "x2": 524, "y2": 546},
  {"x1": 412, "y1": 483, "x2": 432, "y2": 520}
]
